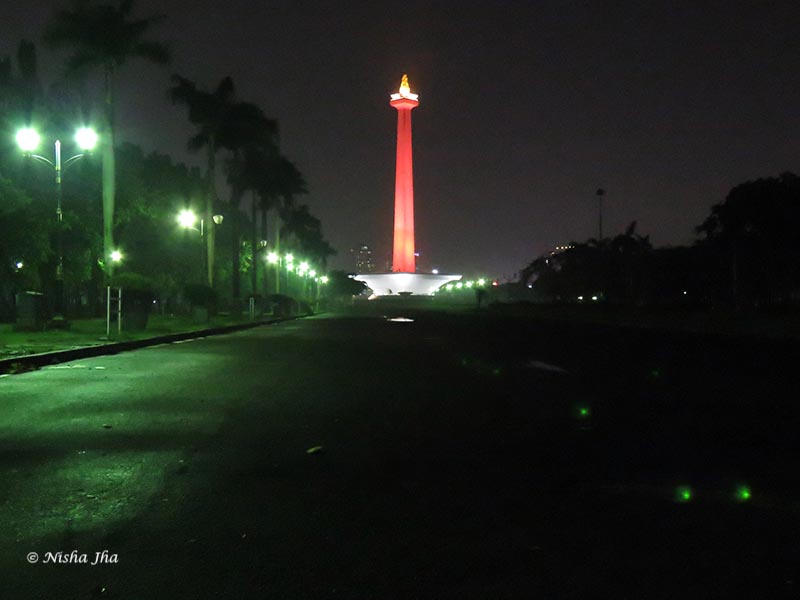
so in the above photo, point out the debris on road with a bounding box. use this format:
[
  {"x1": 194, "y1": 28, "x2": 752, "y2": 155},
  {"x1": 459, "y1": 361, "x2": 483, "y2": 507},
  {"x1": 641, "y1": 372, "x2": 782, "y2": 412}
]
[{"x1": 526, "y1": 359, "x2": 568, "y2": 374}]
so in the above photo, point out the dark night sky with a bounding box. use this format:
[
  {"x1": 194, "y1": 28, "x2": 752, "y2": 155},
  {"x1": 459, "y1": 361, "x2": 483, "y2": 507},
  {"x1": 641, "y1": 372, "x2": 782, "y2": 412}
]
[{"x1": 2, "y1": 1, "x2": 800, "y2": 278}]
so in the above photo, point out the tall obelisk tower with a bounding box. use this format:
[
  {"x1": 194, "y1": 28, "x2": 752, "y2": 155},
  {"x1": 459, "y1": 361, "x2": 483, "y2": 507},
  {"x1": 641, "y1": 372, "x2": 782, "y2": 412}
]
[{"x1": 390, "y1": 74, "x2": 419, "y2": 273}]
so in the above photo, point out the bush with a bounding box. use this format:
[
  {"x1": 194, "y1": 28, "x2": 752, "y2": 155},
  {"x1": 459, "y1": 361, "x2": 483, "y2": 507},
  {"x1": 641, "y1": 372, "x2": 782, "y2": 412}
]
[
  {"x1": 267, "y1": 294, "x2": 298, "y2": 317},
  {"x1": 184, "y1": 284, "x2": 217, "y2": 308}
]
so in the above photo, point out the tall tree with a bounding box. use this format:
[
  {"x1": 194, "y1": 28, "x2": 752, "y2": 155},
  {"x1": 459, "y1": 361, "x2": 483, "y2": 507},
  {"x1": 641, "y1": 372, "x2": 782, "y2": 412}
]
[
  {"x1": 170, "y1": 75, "x2": 240, "y2": 288},
  {"x1": 280, "y1": 204, "x2": 335, "y2": 268},
  {"x1": 256, "y1": 155, "x2": 307, "y2": 294},
  {"x1": 45, "y1": 0, "x2": 170, "y2": 278},
  {"x1": 697, "y1": 172, "x2": 800, "y2": 306},
  {"x1": 221, "y1": 102, "x2": 278, "y2": 300}
]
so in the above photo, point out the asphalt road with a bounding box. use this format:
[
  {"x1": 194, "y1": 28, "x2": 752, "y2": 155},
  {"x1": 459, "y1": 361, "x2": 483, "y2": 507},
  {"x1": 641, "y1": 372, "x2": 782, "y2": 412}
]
[{"x1": 1, "y1": 306, "x2": 799, "y2": 599}]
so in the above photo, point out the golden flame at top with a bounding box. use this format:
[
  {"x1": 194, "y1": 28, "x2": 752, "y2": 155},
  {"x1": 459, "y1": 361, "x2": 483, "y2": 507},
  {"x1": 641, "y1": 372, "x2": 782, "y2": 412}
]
[{"x1": 399, "y1": 74, "x2": 411, "y2": 96}]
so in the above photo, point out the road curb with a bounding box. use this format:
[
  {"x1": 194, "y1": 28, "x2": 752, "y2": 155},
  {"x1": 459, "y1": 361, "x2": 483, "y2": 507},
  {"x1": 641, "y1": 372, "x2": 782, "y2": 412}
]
[{"x1": 0, "y1": 314, "x2": 308, "y2": 376}]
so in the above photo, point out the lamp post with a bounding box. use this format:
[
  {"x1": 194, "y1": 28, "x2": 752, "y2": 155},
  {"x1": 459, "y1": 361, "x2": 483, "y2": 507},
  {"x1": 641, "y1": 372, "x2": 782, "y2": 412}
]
[
  {"x1": 595, "y1": 188, "x2": 605, "y2": 240},
  {"x1": 267, "y1": 251, "x2": 280, "y2": 294},
  {"x1": 297, "y1": 261, "x2": 311, "y2": 301},
  {"x1": 17, "y1": 126, "x2": 98, "y2": 324},
  {"x1": 317, "y1": 275, "x2": 328, "y2": 307},
  {"x1": 177, "y1": 209, "x2": 223, "y2": 284},
  {"x1": 285, "y1": 255, "x2": 295, "y2": 296},
  {"x1": 284, "y1": 254, "x2": 295, "y2": 296}
]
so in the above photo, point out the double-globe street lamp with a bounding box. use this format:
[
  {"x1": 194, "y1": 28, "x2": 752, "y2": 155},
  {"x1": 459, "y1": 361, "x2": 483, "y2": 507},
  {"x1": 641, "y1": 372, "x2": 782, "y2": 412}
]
[
  {"x1": 177, "y1": 208, "x2": 223, "y2": 285},
  {"x1": 266, "y1": 251, "x2": 282, "y2": 293},
  {"x1": 16, "y1": 126, "x2": 99, "y2": 323}
]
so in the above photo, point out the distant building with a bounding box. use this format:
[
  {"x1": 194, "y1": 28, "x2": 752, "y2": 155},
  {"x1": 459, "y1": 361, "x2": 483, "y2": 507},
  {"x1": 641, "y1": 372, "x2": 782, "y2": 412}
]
[{"x1": 351, "y1": 244, "x2": 375, "y2": 273}]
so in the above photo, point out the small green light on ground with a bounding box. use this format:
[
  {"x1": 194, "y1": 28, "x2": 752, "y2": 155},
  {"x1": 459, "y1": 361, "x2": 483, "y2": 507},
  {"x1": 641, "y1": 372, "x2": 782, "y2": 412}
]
[
  {"x1": 579, "y1": 407, "x2": 590, "y2": 417},
  {"x1": 735, "y1": 485, "x2": 751, "y2": 502},
  {"x1": 676, "y1": 485, "x2": 693, "y2": 502}
]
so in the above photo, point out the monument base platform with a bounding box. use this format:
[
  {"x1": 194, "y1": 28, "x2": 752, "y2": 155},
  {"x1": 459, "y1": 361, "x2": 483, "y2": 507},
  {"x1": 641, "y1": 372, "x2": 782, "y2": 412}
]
[{"x1": 354, "y1": 272, "x2": 462, "y2": 296}]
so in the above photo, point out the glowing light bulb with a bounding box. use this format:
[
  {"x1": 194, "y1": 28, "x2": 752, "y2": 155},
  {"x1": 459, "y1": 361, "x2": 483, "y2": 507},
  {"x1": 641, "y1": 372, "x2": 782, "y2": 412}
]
[
  {"x1": 75, "y1": 127, "x2": 98, "y2": 151},
  {"x1": 177, "y1": 209, "x2": 197, "y2": 228},
  {"x1": 16, "y1": 127, "x2": 40, "y2": 152},
  {"x1": 675, "y1": 486, "x2": 693, "y2": 503},
  {"x1": 735, "y1": 485, "x2": 751, "y2": 502}
]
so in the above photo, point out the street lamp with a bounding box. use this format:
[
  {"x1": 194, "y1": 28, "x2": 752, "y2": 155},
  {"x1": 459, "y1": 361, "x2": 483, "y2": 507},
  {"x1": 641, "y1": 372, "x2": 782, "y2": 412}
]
[
  {"x1": 177, "y1": 209, "x2": 223, "y2": 284},
  {"x1": 265, "y1": 251, "x2": 281, "y2": 294},
  {"x1": 596, "y1": 188, "x2": 605, "y2": 240},
  {"x1": 177, "y1": 208, "x2": 197, "y2": 229},
  {"x1": 17, "y1": 126, "x2": 98, "y2": 324},
  {"x1": 177, "y1": 208, "x2": 223, "y2": 236},
  {"x1": 110, "y1": 250, "x2": 123, "y2": 263}
]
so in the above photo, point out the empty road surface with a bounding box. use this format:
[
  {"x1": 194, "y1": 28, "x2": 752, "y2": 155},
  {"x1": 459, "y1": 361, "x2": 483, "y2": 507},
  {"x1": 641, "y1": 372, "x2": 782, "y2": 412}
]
[{"x1": 1, "y1": 308, "x2": 799, "y2": 598}]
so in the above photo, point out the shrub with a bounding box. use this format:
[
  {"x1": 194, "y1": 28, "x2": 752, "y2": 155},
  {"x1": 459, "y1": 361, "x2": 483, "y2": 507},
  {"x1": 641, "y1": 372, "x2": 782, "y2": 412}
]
[{"x1": 184, "y1": 284, "x2": 217, "y2": 308}]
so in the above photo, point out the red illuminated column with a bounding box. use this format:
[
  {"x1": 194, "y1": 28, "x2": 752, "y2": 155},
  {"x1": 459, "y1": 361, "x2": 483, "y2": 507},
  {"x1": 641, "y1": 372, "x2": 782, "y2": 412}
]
[{"x1": 390, "y1": 75, "x2": 419, "y2": 273}]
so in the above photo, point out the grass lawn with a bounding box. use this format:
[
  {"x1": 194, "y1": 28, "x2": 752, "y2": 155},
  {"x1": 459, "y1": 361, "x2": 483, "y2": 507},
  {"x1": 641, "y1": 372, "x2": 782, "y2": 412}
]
[{"x1": 0, "y1": 313, "x2": 265, "y2": 359}]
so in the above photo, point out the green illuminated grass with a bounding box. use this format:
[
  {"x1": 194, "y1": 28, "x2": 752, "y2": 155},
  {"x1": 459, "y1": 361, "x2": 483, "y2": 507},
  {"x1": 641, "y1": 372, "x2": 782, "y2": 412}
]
[{"x1": 0, "y1": 313, "x2": 267, "y2": 359}]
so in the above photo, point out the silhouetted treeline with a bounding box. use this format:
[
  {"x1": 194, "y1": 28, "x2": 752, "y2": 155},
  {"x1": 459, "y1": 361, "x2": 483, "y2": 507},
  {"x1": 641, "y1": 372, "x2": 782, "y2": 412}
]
[{"x1": 520, "y1": 173, "x2": 800, "y2": 308}]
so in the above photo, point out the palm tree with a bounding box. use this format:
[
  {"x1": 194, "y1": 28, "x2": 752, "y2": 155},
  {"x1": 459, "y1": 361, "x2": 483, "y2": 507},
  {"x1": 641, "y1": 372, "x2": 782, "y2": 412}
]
[
  {"x1": 0, "y1": 40, "x2": 43, "y2": 130},
  {"x1": 280, "y1": 204, "x2": 335, "y2": 268},
  {"x1": 221, "y1": 103, "x2": 279, "y2": 300},
  {"x1": 45, "y1": 0, "x2": 170, "y2": 278},
  {"x1": 257, "y1": 155, "x2": 306, "y2": 294},
  {"x1": 169, "y1": 75, "x2": 237, "y2": 287},
  {"x1": 226, "y1": 146, "x2": 270, "y2": 301}
]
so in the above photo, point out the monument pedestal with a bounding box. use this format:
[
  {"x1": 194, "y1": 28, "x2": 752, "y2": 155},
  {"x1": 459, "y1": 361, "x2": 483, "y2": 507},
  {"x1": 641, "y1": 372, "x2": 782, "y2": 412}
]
[{"x1": 354, "y1": 272, "x2": 461, "y2": 296}]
